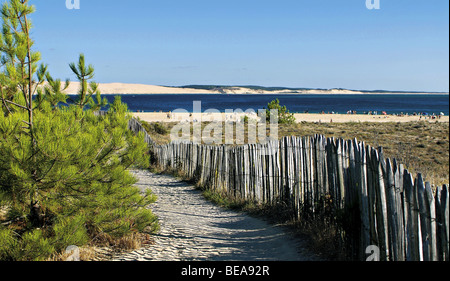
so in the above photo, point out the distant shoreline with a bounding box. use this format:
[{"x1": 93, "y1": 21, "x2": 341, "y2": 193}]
[
  {"x1": 59, "y1": 82, "x2": 449, "y2": 96},
  {"x1": 133, "y1": 112, "x2": 449, "y2": 124}
]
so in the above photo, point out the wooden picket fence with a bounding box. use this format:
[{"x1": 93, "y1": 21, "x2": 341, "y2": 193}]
[{"x1": 128, "y1": 118, "x2": 449, "y2": 261}]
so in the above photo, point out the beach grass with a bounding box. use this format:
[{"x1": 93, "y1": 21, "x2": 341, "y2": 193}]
[{"x1": 140, "y1": 120, "x2": 449, "y2": 186}]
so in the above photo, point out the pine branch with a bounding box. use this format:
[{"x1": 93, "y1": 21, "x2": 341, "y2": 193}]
[{"x1": 0, "y1": 96, "x2": 27, "y2": 110}]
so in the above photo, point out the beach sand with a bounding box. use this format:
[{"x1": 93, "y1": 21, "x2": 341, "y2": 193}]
[{"x1": 133, "y1": 112, "x2": 449, "y2": 124}]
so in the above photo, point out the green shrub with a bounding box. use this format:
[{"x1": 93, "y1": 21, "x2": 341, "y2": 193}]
[
  {"x1": 266, "y1": 99, "x2": 296, "y2": 124},
  {"x1": 153, "y1": 122, "x2": 168, "y2": 135},
  {"x1": 141, "y1": 121, "x2": 168, "y2": 135},
  {"x1": 0, "y1": 227, "x2": 19, "y2": 261},
  {"x1": 52, "y1": 214, "x2": 89, "y2": 252},
  {"x1": 19, "y1": 230, "x2": 55, "y2": 261},
  {"x1": 0, "y1": 100, "x2": 158, "y2": 260}
]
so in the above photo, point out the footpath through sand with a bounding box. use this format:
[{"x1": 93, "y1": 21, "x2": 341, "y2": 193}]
[{"x1": 112, "y1": 170, "x2": 323, "y2": 261}]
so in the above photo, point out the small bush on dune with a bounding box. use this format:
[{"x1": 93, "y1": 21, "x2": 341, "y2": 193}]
[{"x1": 266, "y1": 99, "x2": 296, "y2": 124}]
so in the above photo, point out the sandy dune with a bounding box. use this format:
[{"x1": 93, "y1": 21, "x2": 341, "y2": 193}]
[
  {"x1": 61, "y1": 82, "x2": 213, "y2": 95},
  {"x1": 57, "y1": 82, "x2": 448, "y2": 95}
]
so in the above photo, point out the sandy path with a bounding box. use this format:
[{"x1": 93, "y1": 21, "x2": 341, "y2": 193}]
[{"x1": 112, "y1": 170, "x2": 322, "y2": 261}]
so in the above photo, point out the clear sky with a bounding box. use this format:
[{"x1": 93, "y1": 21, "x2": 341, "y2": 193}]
[{"x1": 23, "y1": 0, "x2": 450, "y2": 92}]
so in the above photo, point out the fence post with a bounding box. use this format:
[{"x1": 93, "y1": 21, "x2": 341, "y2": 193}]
[
  {"x1": 372, "y1": 148, "x2": 388, "y2": 260},
  {"x1": 384, "y1": 158, "x2": 399, "y2": 261},
  {"x1": 393, "y1": 160, "x2": 405, "y2": 261},
  {"x1": 403, "y1": 170, "x2": 420, "y2": 261},
  {"x1": 366, "y1": 146, "x2": 379, "y2": 254},
  {"x1": 358, "y1": 142, "x2": 371, "y2": 260},
  {"x1": 416, "y1": 174, "x2": 429, "y2": 261},
  {"x1": 437, "y1": 185, "x2": 449, "y2": 261},
  {"x1": 425, "y1": 182, "x2": 437, "y2": 261},
  {"x1": 337, "y1": 139, "x2": 345, "y2": 209}
]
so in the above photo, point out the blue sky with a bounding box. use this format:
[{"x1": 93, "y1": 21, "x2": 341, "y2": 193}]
[{"x1": 24, "y1": 0, "x2": 450, "y2": 91}]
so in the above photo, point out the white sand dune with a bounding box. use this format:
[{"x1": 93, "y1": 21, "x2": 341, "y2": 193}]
[
  {"x1": 52, "y1": 82, "x2": 448, "y2": 95},
  {"x1": 61, "y1": 82, "x2": 214, "y2": 95}
]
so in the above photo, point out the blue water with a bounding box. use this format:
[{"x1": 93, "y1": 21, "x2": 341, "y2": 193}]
[{"x1": 100, "y1": 94, "x2": 449, "y2": 115}]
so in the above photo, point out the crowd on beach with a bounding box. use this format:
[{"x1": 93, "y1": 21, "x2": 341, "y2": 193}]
[
  {"x1": 338, "y1": 110, "x2": 446, "y2": 119},
  {"x1": 135, "y1": 109, "x2": 447, "y2": 123},
  {"x1": 302, "y1": 109, "x2": 447, "y2": 118},
  {"x1": 417, "y1": 112, "x2": 446, "y2": 120}
]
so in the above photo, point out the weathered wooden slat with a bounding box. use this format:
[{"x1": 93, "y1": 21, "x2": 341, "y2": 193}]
[
  {"x1": 425, "y1": 182, "x2": 437, "y2": 261},
  {"x1": 316, "y1": 136, "x2": 324, "y2": 199},
  {"x1": 337, "y1": 139, "x2": 345, "y2": 209},
  {"x1": 250, "y1": 144, "x2": 256, "y2": 201},
  {"x1": 254, "y1": 143, "x2": 262, "y2": 203},
  {"x1": 243, "y1": 145, "x2": 248, "y2": 200},
  {"x1": 311, "y1": 137, "x2": 317, "y2": 212},
  {"x1": 416, "y1": 174, "x2": 429, "y2": 261},
  {"x1": 295, "y1": 137, "x2": 302, "y2": 218},
  {"x1": 249, "y1": 144, "x2": 254, "y2": 200},
  {"x1": 441, "y1": 185, "x2": 449, "y2": 261},
  {"x1": 393, "y1": 160, "x2": 405, "y2": 261},
  {"x1": 358, "y1": 142, "x2": 371, "y2": 260},
  {"x1": 311, "y1": 136, "x2": 318, "y2": 209},
  {"x1": 365, "y1": 145, "x2": 377, "y2": 248},
  {"x1": 298, "y1": 137, "x2": 305, "y2": 217},
  {"x1": 268, "y1": 142, "x2": 274, "y2": 204},
  {"x1": 326, "y1": 138, "x2": 335, "y2": 211},
  {"x1": 263, "y1": 143, "x2": 271, "y2": 204},
  {"x1": 313, "y1": 136, "x2": 321, "y2": 213},
  {"x1": 348, "y1": 139, "x2": 356, "y2": 208},
  {"x1": 289, "y1": 136, "x2": 296, "y2": 205},
  {"x1": 403, "y1": 170, "x2": 420, "y2": 261},
  {"x1": 384, "y1": 158, "x2": 399, "y2": 261},
  {"x1": 305, "y1": 137, "x2": 312, "y2": 212},
  {"x1": 373, "y1": 148, "x2": 389, "y2": 260},
  {"x1": 280, "y1": 137, "x2": 286, "y2": 202},
  {"x1": 275, "y1": 139, "x2": 282, "y2": 203}
]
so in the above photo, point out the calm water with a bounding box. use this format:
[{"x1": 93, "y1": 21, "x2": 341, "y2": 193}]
[{"x1": 100, "y1": 94, "x2": 449, "y2": 115}]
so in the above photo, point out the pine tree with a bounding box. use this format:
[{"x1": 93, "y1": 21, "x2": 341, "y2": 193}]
[
  {"x1": 69, "y1": 53, "x2": 107, "y2": 111},
  {"x1": 0, "y1": 1, "x2": 158, "y2": 260},
  {"x1": 35, "y1": 74, "x2": 70, "y2": 110},
  {"x1": 0, "y1": 0, "x2": 49, "y2": 226},
  {"x1": 1, "y1": 102, "x2": 158, "y2": 260}
]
